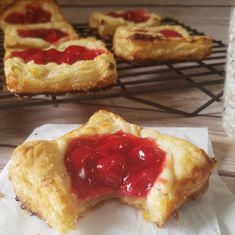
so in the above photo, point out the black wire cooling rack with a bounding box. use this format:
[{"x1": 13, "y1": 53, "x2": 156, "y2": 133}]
[{"x1": 0, "y1": 18, "x2": 226, "y2": 116}]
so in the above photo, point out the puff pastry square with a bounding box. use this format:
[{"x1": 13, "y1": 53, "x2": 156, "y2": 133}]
[
  {"x1": 4, "y1": 21, "x2": 79, "y2": 49},
  {"x1": 4, "y1": 38, "x2": 117, "y2": 95},
  {"x1": 89, "y1": 9, "x2": 161, "y2": 38},
  {"x1": 0, "y1": 0, "x2": 65, "y2": 29},
  {"x1": 113, "y1": 25, "x2": 213, "y2": 63},
  {"x1": 9, "y1": 110, "x2": 216, "y2": 233}
]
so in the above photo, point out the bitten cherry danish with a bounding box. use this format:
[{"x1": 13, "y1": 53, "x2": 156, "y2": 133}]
[
  {"x1": 113, "y1": 25, "x2": 213, "y2": 63},
  {"x1": 4, "y1": 38, "x2": 117, "y2": 95},
  {"x1": 9, "y1": 110, "x2": 216, "y2": 233},
  {"x1": 89, "y1": 9, "x2": 161, "y2": 38}
]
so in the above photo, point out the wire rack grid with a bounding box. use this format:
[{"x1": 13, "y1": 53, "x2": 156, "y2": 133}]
[{"x1": 0, "y1": 18, "x2": 226, "y2": 116}]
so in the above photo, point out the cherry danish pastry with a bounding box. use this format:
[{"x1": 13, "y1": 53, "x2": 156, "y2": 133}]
[
  {"x1": 9, "y1": 110, "x2": 216, "y2": 233},
  {"x1": 113, "y1": 25, "x2": 213, "y2": 63},
  {"x1": 1, "y1": 0, "x2": 65, "y2": 29},
  {"x1": 89, "y1": 9, "x2": 161, "y2": 38},
  {"x1": 4, "y1": 39, "x2": 117, "y2": 95}
]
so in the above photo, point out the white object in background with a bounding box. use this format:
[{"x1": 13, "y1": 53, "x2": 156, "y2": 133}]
[{"x1": 224, "y1": 7, "x2": 235, "y2": 141}]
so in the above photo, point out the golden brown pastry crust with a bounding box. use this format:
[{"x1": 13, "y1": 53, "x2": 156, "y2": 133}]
[
  {"x1": 9, "y1": 110, "x2": 216, "y2": 233},
  {"x1": 113, "y1": 25, "x2": 213, "y2": 63},
  {"x1": 0, "y1": 0, "x2": 15, "y2": 15},
  {"x1": 4, "y1": 38, "x2": 117, "y2": 95},
  {"x1": 89, "y1": 10, "x2": 161, "y2": 38},
  {"x1": 3, "y1": 21, "x2": 79, "y2": 49},
  {"x1": 0, "y1": 0, "x2": 65, "y2": 29}
]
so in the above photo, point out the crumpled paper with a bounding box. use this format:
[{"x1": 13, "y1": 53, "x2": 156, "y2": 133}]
[{"x1": 0, "y1": 125, "x2": 235, "y2": 235}]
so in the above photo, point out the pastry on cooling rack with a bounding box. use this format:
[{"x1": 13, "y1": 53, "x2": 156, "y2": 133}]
[
  {"x1": 113, "y1": 25, "x2": 213, "y2": 63},
  {"x1": 89, "y1": 9, "x2": 161, "y2": 38},
  {"x1": 9, "y1": 109, "x2": 216, "y2": 233},
  {"x1": 4, "y1": 21, "x2": 78, "y2": 49},
  {"x1": 0, "y1": 0, "x2": 65, "y2": 29},
  {"x1": 4, "y1": 38, "x2": 117, "y2": 95}
]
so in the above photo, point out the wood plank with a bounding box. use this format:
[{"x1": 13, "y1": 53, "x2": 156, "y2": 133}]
[
  {"x1": 60, "y1": 7, "x2": 230, "y2": 42},
  {"x1": 0, "y1": 95, "x2": 234, "y2": 176},
  {"x1": 221, "y1": 176, "x2": 235, "y2": 196},
  {"x1": 0, "y1": 147, "x2": 12, "y2": 171},
  {"x1": 60, "y1": 6, "x2": 231, "y2": 23},
  {"x1": 58, "y1": 0, "x2": 235, "y2": 7}
]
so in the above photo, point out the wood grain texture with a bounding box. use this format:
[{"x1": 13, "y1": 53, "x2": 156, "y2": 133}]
[
  {"x1": 58, "y1": 0, "x2": 235, "y2": 7},
  {"x1": 221, "y1": 176, "x2": 235, "y2": 195},
  {"x1": 0, "y1": 98, "x2": 232, "y2": 173},
  {"x1": 58, "y1": 5, "x2": 231, "y2": 42}
]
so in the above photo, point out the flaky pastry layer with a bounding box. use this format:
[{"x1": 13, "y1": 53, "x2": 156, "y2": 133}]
[
  {"x1": 4, "y1": 38, "x2": 117, "y2": 95},
  {"x1": 9, "y1": 110, "x2": 216, "y2": 233},
  {"x1": 0, "y1": 0, "x2": 65, "y2": 29},
  {"x1": 3, "y1": 21, "x2": 79, "y2": 49},
  {"x1": 89, "y1": 10, "x2": 161, "y2": 38},
  {"x1": 113, "y1": 25, "x2": 213, "y2": 62},
  {"x1": 0, "y1": 0, "x2": 15, "y2": 15}
]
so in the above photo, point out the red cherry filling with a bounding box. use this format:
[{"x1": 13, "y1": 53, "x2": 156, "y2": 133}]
[
  {"x1": 17, "y1": 29, "x2": 68, "y2": 43},
  {"x1": 107, "y1": 9, "x2": 150, "y2": 23},
  {"x1": 97, "y1": 154, "x2": 127, "y2": 187},
  {"x1": 129, "y1": 145, "x2": 158, "y2": 167},
  {"x1": 64, "y1": 131, "x2": 165, "y2": 199},
  {"x1": 159, "y1": 30, "x2": 183, "y2": 38},
  {"x1": 70, "y1": 146, "x2": 96, "y2": 172},
  {"x1": 122, "y1": 169, "x2": 156, "y2": 196},
  {"x1": 101, "y1": 134, "x2": 130, "y2": 151},
  {"x1": 4, "y1": 4, "x2": 51, "y2": 24},
  {"x1": 9, "y1": 45, "x2": 105, "y2": 65}
]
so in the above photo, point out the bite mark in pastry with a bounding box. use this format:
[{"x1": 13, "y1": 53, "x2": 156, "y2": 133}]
[
  {"x1": 9, "y1": 110, "x2": 216, "y2": 233},
  {"x1": 113, "y1": 25, "x2": 213, "y2": 63},
  {"x1": 89, "y1": 9, "x2": 161, "y2": 38},
  {"x1": 0, "y1": 0, "x2": 65, "y2": 29},
  {"x1": 4, "y1": 39, "x2": 117, "y2": 95},
  {"x1": 4, "y1": 22, "x2": 78, "y2": 49}
]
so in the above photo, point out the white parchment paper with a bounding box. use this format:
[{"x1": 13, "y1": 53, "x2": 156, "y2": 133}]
[{"x1": 0, "y1": 125, "x2": 235, "y2": 235}]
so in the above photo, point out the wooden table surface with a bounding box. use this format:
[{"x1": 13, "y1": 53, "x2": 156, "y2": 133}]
[{"x1": 0, "y1": 0, "x2": 235, "y2": 196}]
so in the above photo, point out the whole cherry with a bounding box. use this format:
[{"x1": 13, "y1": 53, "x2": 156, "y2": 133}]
[
  {"x1": 101, "y1": 134, "x2": 129, "y2": 152},
  {"x1": 122, "y1": 169, "x2": 155, "y2": 196},
  {"x1": 97, "y1": 153, "x2": 127, "y2": 187},
  {"x1": 129, "y1": 145, "x2": 158, "y2": 167}
]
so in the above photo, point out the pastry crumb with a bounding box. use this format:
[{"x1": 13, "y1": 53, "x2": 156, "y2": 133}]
[{"x1": 0, "y1": 192, "x2": 4, "y2": 198}]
